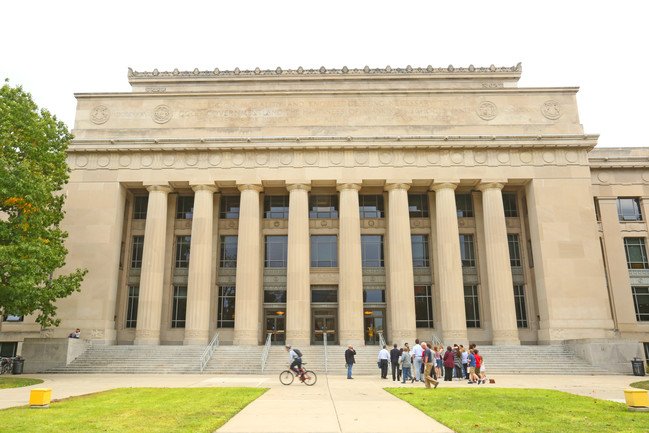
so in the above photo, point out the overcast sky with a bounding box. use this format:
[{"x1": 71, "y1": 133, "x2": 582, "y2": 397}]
[{"x1": 2, "y1": 0, "x2": 647, "y2": 148}]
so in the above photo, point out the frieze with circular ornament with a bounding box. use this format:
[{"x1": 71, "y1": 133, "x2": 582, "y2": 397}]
[
  {"x1": 185, "y1": 153, "x2": 198, "y2": 166},
  {"x1": 119, "y1": 155, "x2": 131, "y2": 167},
  {"x1": 231, "y1": 152, "x2": 245, "y2": 166},
  {"x1": 477, "y1": 101, "x2": 498, "y2": 121},
  {"x1": 379, "y1": 151, "x2": 393, "y2": 164},
  {"x1": 152, "y1": 105, "x2": 172, "y2": 124},
  {"x1": 473, "y1": 150, "x2": 487, "y2": 164},
  {"x1": 97, "y1": 155, "x2": 110, "y2": 167},
  {"x1": 354, "y1": 151, "x2": 369, "y2": 164},
  {"x1": 75, "y1": 155, "x2": 89, "y2": 167},
  {"x1": 403, "y1": 151, "x2": 416, "y2": 164},
  {"x1": 141, "y1": 154, "x2": 153, "y2": 167},
  {"x1": 642, "y1": 171, "x2": 649, "y2": 182},
  {"x1": 541, "y1": 100, "x2": 561, "y2": 120},
  {"x1": 497, "y1": 151, "x2": 510, "y2": 164},
  {"x1": 542, "y1": 151, "x2": 555, "y2": 163},
  {"x1": 450, "y1": 151, "x2": 463, "y2": 164},
  {"x1": 90, "y1": 105, "x2": 110, "y2": 124},
  {"x1": 427, "y1": 151, "x2": 440, "y2": 164},
  {"x1": 304, "y1": 151, "x2": 318, "y2": 165},
  {"x1": 565, "y1": 151, "x2": 579, "y2": 163},
  {"x1": 208, "y1": 152, "x2": 222, "y2": 166},
  {"x1": 329, "y1": 151, "x2": 343, "y2": 165},
  {"x1": 280, "y1": 151, "x2": 293, "y2": 165},
  {"x1": 163, "y1": 154, "x2": 176, "y2": 166},
  {"x1": 520, "y1": 151, "x2": 533, "y2": 164},
  {"x1": 597, "y1": 172, "x2": 609, "y2": 183},
  {"x1": 255, "y1": 151, "x2": 269, "y2": 165}
]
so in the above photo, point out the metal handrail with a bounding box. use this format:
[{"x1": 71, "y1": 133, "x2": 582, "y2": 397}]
[
  {"x1": 199, "y1": 332, "x2": 220, "y2": 372},
  {"x1": 430, "y1": 333, "x2": 443, "y2": 348},
  {"x1": 323, "y1": 332, "x2": 328, "y2": 373},
  {"x1": 378, "y1": 331, "x2": 386, "y2": 348},
  {"x1": 261, "y1": 332, "x2": 272, "y2": 372}
]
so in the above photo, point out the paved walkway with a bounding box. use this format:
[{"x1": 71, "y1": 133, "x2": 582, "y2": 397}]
[{"x1": 0, "y1": 373, "x2": 641, "y2": 433}]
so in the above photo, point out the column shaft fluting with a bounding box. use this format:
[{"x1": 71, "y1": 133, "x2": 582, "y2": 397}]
[
  {"x1": 479, "y1": 182, "x2": 520, "y2": 345},
  {"x1": 233, "y1": 185, "x2": 263, "y2": 345},
  {"x1": 286, "y1": 184, "x2": 311, "y2": 345},
  {"x1": 432, "y1": 183, "x2": 468, "y2": 344},
  {"x1": 338, "y1": 184, "x2": 364, "y2": 345},
  {"x1": 184, "y1": 185, "x2": 217, "y2": 345},
  {"x1": 385, "y1": 184, "x2": 417, "y2": 344},
  {"x1": 135, "y1": 185, "x2": 171, "y2": 345}
]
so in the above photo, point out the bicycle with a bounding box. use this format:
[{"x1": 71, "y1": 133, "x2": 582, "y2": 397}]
[
  {"x1": 0, "y1": 357, "x2": 13, "y2": 375},
  {"x1": 279, "y1": 362, "x2": 317, "y2": 386}
]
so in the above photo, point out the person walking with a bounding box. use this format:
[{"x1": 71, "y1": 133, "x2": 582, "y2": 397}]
[
  {"x1": 461, "y1": 346, "x2": 469, "y2": 379},
  {"x1": 412, "y1": 339, "x2": 423, "y2": 383},
  {"x1": 378, "y1": 344, "x2": 390, "y2": 379},
  {"x1": 422, "y1": 342, "x2": 439, "y2": 389},
  {"x1": 434, "y1": 345, "x2": 442, "y2": 380},
  {"x1": 443, "y1": 346, "x2": 455, "y2": 381},
  {"x1": 345, "y1": 345, "x2": 356, "y2": 379},
  {"x1": 467, "y1": 349, "x2": 478, "y2": 384},
  {"x1": 390, "y1": 343, "x2": 401, "y2": 381},
  {"x1": 453, "y1": 345, "x2": 463, "y2": 380},
  {"x1": 401, "y1": 347, "x2": 413, "y2": 383}
]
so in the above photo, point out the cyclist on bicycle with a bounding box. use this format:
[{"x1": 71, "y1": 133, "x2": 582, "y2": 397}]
[{"x1": 285, "y1": 344, "x2": 302, "y2": 377}]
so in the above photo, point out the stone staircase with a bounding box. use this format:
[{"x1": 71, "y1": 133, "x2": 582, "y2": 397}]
[{"x1": 45, "y1": 343, "x2": 622, "y2": 375}]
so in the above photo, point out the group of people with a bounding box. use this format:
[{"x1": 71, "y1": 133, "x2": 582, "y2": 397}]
[{"x1": 376, "y1": 340, "x2": 489, "y2": 388}]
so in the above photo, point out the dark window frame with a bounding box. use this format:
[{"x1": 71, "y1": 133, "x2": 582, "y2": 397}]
[
  {"x1": 361, "y1": 235, "x2": 385, "y2": 268},
  {"x1": 503, "y1": 193, "x2": 519, "y2": 218},
  {"x1": 459, "y1": 234, "x2": 476, "y2": 267},
  {"x1": 219, "y1": 196, "x2": 240, "y2": 219},
  {"x1": 125, "y1": 285, "x2": 139, "y2": 328},
  {"x1": 131, "y1": 236, "x2": 144, "y2": 269},
  {"x1": 264, "y1": 195, "x2": 290, "y2": 219},
  {"x1": 265, "y1": 235, "x2": 289, "y2": 268},
  {"x1": 133, "y1": 196, "x2": 148, "y2": 220},
  {"x1": 514, "y1": 285, "x2": 528, "y2": 328},
  {"x1": 456, "y1": 194, "x2": 474, "y2": 218},
  {"x1": 464, "y1": 285, "x2": 481, "y2": 328},
  {"x1": 414, "y1": 285, "x2": 434, "y2": 328},
  {"x1": 217, "y1": 286, "x2": 236, "y2": 328},
  {"x1": 625, "y1": 237, "x2": 649, "y2": 269},
  {"x1": 411, "y1": 234, "x2": 430, "y2": 268},
  {"x1": 311, "y1": 235, "x2": 338, "y2": 267},
  {"x1": 617, "y1": 197, "x2": 643, "y2": 221},
  {"x1": 633, "y1": 286, "x2": 649, "y2": 322},
  {"x1": 508, "y1": 234, "x2": 522, "y2": 267},
  {"x1": 175, "y1": 236, "x2": 191, "y2": 268},
  {"x1": 359, "y1": 195, "x2": 385, "y2": 218},
  {"x1": 408, "y1": 194, "x2": 430, "y2": 218},
  {"x1": 171, "y1": 285, "x2": 187, "y2": 328},
  {"x1": 176, "y1": 196, "x2": 194, "y2": 220},
  {"x1": 219, "y1": 235, "x2": 238, "y2": 268},
  {"x1": 309, "y1": 195, "x2": 339, "y2": 219}
]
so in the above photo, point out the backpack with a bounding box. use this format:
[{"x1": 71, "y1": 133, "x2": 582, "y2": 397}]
[{"x1": 294, "y1": 348, "x2": 303, "y2": 358}]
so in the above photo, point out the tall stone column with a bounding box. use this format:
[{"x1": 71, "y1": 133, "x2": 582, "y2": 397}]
[
  {"x1": 233, "y1": 185, "x2": 263, "y2": 345},
  {"x1": 478, "y1": 182, "x2": 520, "y2": 345},
  {"x1": 431, "y1": 182, "x2": 468, "y2": 344},
  {"x1": 337, "y1": 183, "x2": 364, "y2": 346},
  {"x1": 286, "y1": 184, "x2": 311, "y2": 346},
  {"x1": 135, "y1": 185, "x2": 172, "y2": 345},
  {"x1": 385, "y1": 183, "x2": 417, "y2": 344},
  {"x1": 184, "y1": 184, "x2": 217, "y2": 345}
]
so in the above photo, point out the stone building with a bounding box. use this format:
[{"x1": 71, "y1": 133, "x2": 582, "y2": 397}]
[{"x1": 0, "y1": 64, "x2": 645, "y2": 369}]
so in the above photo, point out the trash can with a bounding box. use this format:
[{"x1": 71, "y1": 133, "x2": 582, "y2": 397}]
[
  {"x1": 12, "y1": 357, "x2": 24, "y2": 375},
  {"x1": 631, "y1": 358, "x2": 646, "y2": 377}
]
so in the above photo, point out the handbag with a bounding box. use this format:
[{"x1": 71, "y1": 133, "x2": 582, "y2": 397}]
[{"x1": 377, "y1": 361, "x2": 381, "y2": 368}]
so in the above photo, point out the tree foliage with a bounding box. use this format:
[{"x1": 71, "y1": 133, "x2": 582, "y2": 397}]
[{"x1": 0, "y1": 79, "x2": 87, "y2": 327}]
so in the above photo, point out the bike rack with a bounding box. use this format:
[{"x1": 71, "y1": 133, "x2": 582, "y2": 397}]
[
  {"x1": 260, "y1": 332, "x2": 272, "y2": 372},
  {"x1": 199, "y1": 332, "x2": 220, "y2": 372}
]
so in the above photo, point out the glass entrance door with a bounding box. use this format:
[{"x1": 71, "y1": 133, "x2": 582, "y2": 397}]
[
  {"x1": 265, "y1": 310, "x2": 286, "y2": 345},
  {"x1": 312, "y1": 309, "x2": 337, "y2": 345},
  {"x1": 364, "y1": 309, "x2": 385, "y2": 345}
]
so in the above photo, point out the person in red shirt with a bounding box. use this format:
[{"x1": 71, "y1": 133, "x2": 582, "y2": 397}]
[{"x1": 474, "y1": 349, "x2": 483, "y2": 384}]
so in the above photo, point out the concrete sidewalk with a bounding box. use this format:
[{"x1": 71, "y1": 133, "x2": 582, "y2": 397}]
[{"x1": 0, "y1": 373, "x2": 641, "y2": 432}]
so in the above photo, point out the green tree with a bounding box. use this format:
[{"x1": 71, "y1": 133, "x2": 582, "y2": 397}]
[{"x1": 0, "y1": 80, "x2": 87, "y2": 327}]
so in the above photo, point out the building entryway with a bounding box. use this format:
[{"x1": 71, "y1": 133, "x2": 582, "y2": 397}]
[
  {"x1": 265, "y1": 310, "x2": 286, "y2": 345},
  {"x1": 364, "y1": 308, "x2": 385, "y2": 345},
  {"x1": 312, "y1": 309, "x2": 337, "y2": 345}
]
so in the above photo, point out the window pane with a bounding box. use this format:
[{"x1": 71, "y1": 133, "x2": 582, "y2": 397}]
[
  {"x1": 264, "y1": 290, "x2": 287, "y2": 303},
  {"x1": 264, "y1": 196, "x2": 289, "y2": 219},
  {"x1": 217, "y1": 286, "x2": 236, "y2": 328},
  {"x1": 361, "y1": 235, "x2": 384, "y2": 267},
  {"x1": 131, "y1": 236, "x2": 144, "y2": 269},
  {"x1": 618, "y1": 198, "x2": 643, "y2": 221},
  {"x1": 408, "y1": 194, "x2": 429, "y2": 218},
  {"x1": 459, "y1": 234, "x2": 476, "y2": 267},
  {"x1": 411, "y1": 235, "x2": 430, "y2": 267},
  {"x1": 414, "y1": 285, "x2": 434, "y2": 328},
  {"x1": 309, "y1": 195, "x2": 339, "y2": 218},
  {"x1": 503, "y1": 193, "x2": 518, "y2": 217},
  {"x1": 265, "y1": 235, "x2": 288, "y2": 267},
  {"x1": 363, "y1": 289, "x2": 385, "y2": 303},
  {"x1": 625, "y1": 238, "x2": 649, "y2": 269},
  {"x1": 176, "y1": 196, "x2": 194, "y2": 220},
  {"x1": 312, "y1": 290, "x2": 338, "y2": 303},
  {"x1": 126, "y1": 285, "x2": 139, "y2": 328},
  {"x1": 220, "y1": 196, "x2": 240, "y2": 219},
  {"x1": 359, "y1": 195, "x2": 384, "y2": 218},
  {"x1": 508, "y1": 234, "x2": 522, "y2": 267},
  {"x1": 171, "y1": 286, "x2": 187, "y2": 328},
  {"x1": 514, "y1": 285, "x2": 528, "y2": 328},
  {"x1": 311, "y1": 235, "x2": 338, "y2": 267},
  {"x1": 633, "y1": 286, "x2": 649, "y2": 321},
  {"x1": 133, "y1": 196, "x2": 148, "y2": 219},
  {"x1": 175, "y1": 236, "x2": 191, "y2": 268},
  {"x1": 220, "y1": 236, "x2": 238, "y2": 268},
  {"x1": 464, "y1": 285, "x2": 480, "y2": 328},
  {"x1": 456, "y1": 194, "x2": 474, "y2": 218}
]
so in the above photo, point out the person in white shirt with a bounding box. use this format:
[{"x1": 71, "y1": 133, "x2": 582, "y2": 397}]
[
  {"x1": 377, "y1": 345, "x2": 390, "y2": 379},
  {"x1": 285, "y1": 344, "x2": 302, "y2": 377},
  {"x1": 412, "y1": 339, "x2": 424, "y2": 383}
]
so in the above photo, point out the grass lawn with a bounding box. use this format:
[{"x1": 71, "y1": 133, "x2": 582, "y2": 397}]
[
  {"x1": 631, "y1": 380, "x2": 649, "y2": 390},
  {"x1": 386, "y1": 388, "x2": 647, "y2": 433},
  {"x1": 0, "y1": 377, "x2": 43, "y2": 389},
  {"x1": 0, "y1": 387, "x2": 267, "y2": 433}
]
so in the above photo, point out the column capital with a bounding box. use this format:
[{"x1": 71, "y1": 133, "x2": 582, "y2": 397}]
[
  {"x1": 191, "y1": 184, "x2": 218, "y2": 193},
  {"x1": 145, "y1": 184, "x2": 173, "y2": 193},
  {"x1": 286, "y1": 183, "x2": 311, "y2": 193},
  {"x1": 477, "y1": 181, "x2": 506, "y2": 192},
  {"x1": 430, "y1": 182, "x2": 458, "y2": 192},
  {"x1": 336, "y1": 183, "x2": 361, "y2": 192},
  {"x1": 237, "y1": 184, "x2": 264, "y2": 193},
  {"x1": 384, "y1": 183, "x2": 410, "y2": 192}
]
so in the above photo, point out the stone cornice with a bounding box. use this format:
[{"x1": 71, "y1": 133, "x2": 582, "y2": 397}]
[
  {"x1": 588, "y1": 155, "x2": 649, "y2": 169},
  {"x1": 127, "y1": 63, "x2": 522, "y2": 83},
  {"x1": 69, "y1": 134, "x2": 599, "y2": 152}
]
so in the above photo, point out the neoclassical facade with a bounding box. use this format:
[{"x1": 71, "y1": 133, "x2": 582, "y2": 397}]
[{"x1": 0, "y1": 64, "x2": 647, "y2": 361}]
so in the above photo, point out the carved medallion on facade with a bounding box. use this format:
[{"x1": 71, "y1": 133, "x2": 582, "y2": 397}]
[
  {"x1": 152, "y1": 105, "x2": 172, "y2": 124},
  {"x1": 379, "y1": 151, "x2": 393, "y2": 164},
  {"x1": 597, "y1": 172, "x2": 609, "y2": 183},
  {"x1": 185, "y1": 153, "x2": 198, "y2": 166},
  {"x1": 542, "y1": 151, "x2": 555, "y2": 163},
  {"x1": 565, "y1": 151, "x2": 578, "y2": 163},
  {"x1": 304, "y1": 151, "x2": 318, "y2": 165},
  {"x1": 90, "y1": 105, "x2": 110, "y2": 124},
  {"x1": 280, "y1": 151, "x2": 293, "y2": 165},
  {"x1": 119, "y1": 155, "x2": 131, "y2": 167},
  {"x1": 231, "y1": 152, "x2": 245, "y2": 166},
  {"x1": 477, "y1": 101, "x2": 497, "y2": 121},
  {"x1": 354, "y1": 151, "x2": 369, "y2": 164},
  {"x1": 141, "y1": 154, "x2": 153, "y2": 167},
  {"x1": 541, "y1": 100, "x2": 561, "y2": 120},
  {"x1": 329, "y1": 151, "x2": 343, "y2": 165},
  {"x1": 497, "y1": 151, "x2": 510, "y2": 164},
  {"x1": 450, "y1": 151, "x2": 464, "y2": 164},
  {"x1": 473, "y1": 151, "x2": 487, "y2": 164},
  {"x1": 255, "y1": 152, "x2": 269, "y2": 165},
  {"x1": 403, "y1": 151, "x2": 416, "y2": 164},
  {"x1": 97, "y1": 156, "x2": 110, "y2": 167},
  {"x1": 520, "y1": 151, "x2": 533, "y2": 164},
  {"x1": 642, "y1": 171, "x2": 649, "y2": 182},
  {"x1": 426, "y1": 151, "x2": 440, "y2": 164},
  {"x1": 75, "y1": 155, "x2": 88, "y2": 167},
  {"x1": 163, "y1": 154, "x2": 176, "y2": 166},
  {"x1": 209, "y1": 152, "x2": 222, "y2": 166}
]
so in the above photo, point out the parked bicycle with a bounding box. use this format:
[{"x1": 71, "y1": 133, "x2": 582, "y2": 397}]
[
  {"x1": 279, "y1": 362, "x2": 317, "y2": 386},
  {"x1": 0, "y1": 357, "x2": 14, "y2": 374}
]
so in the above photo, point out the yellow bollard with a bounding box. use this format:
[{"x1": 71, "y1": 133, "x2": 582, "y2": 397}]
[
  {"x1": 29, "y1": 388, "x2": 52, "y2": 408},
  {"x1": 624, "y1": 389, "x2": 649, "y2": 412}
]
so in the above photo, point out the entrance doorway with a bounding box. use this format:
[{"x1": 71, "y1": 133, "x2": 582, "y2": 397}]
[
  {"x1": 364, "y1": 308, "x2": 385, "y2": 345},
  {"x1": 265, "y1": 310, "x2": 286, "y2": 345},
  {"x1": 312, "y1": 309, "x2": 337, "y2": 345}
]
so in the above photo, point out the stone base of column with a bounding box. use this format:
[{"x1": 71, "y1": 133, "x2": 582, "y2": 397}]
[
  {"x1": 442, "y1": 329, "x2": 468, "y2": 347},
  {"x1": 233, "y1": 329, "x2": 258, "y2": 346},
  {"x1": 286, "y1": 330, "x2": 310, "y2": 347},
  {"x1": 492, "y1": 330, "x2": 520, "y2": 346},
  {"x1": 389, "y1": 330, "x2": 417, "y2": 346},
  {"x1": 183, "y1": 330, "x2": 209, "y2": 346},
  {"x1": 339, "y1": 330, "x2": 365, "y2": 347},
  {"x1": 134, "y1": 329, "x2": 160, "y2": 346}
]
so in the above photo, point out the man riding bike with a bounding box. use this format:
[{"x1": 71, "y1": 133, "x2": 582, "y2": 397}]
[{"x1": 285, "y1": 344, "x2": 303, "y2": 377}]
